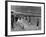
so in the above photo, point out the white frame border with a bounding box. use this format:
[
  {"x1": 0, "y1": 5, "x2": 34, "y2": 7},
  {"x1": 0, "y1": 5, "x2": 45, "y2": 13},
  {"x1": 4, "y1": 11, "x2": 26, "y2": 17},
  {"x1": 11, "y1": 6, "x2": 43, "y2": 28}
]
[{"x1": 7, "y1": 2, "x2": 44, "y2": 35}]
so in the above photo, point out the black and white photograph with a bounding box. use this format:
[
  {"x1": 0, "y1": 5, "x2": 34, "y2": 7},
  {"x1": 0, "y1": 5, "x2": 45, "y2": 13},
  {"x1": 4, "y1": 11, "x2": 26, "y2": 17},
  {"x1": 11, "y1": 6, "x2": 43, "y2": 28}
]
[
  {"x1": 11, "y1": 6, "x2": 41, "y2": 31},
  {"x1": 7, "y1": 2, "x2": 45, "y2": 35}
]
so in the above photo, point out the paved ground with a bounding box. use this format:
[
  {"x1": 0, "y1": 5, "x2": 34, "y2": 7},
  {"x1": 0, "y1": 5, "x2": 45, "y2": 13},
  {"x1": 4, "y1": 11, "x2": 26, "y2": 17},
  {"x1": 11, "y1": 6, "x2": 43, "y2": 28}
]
[{"x1": 12, "y1": 18, "x2": 41, "y2": 31}]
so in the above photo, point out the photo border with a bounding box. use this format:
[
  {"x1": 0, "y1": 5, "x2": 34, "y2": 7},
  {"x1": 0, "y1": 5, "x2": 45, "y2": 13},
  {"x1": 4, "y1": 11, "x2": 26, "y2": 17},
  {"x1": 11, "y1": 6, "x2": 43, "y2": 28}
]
[{"x1": 5, "y1": 1, "x2": 45, "y2": 36}]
